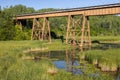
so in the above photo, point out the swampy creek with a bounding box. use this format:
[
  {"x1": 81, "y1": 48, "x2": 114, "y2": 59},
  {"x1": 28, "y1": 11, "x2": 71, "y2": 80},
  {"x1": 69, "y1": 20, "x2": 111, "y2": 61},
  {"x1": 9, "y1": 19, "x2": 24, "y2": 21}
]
[{"x1": 24, "y1": 48, "x2": 120, "y2": 80}]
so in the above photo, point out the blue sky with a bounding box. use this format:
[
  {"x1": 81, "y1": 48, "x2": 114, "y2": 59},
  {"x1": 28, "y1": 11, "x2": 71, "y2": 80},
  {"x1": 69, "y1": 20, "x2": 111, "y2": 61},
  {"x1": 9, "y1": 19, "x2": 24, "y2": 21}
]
[{"x1": 0, "y1": 0, "x2": 120, "y2": 10}]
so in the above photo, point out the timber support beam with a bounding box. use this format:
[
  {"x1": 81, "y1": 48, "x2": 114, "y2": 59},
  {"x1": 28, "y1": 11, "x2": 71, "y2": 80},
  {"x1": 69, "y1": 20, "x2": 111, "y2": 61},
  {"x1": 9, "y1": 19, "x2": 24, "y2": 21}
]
[
  {"x1": 31, "y1": 17, "x2": 51, "y2": 43},
  {"x1": 42, "y1": 17, "x2": 51, "y2": 43},
  {"x1": 66, "y1": 14, "x2": 91, "y2": 51},
  {"x1": 31, "y1": 18, "x2": 42, "y2": 40},
  {"x1": 66, "y1": 15, "x2": 81, "y2": 46},
  {"x1": 80, "y1": 15, "x2": 91, "y2": 51}
]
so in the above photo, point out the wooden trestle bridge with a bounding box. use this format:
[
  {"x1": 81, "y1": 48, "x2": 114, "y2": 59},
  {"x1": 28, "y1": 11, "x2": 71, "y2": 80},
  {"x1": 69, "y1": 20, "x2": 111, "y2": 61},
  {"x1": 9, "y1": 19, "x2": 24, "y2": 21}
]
[{"x1": 15, "y1": 3, "x2": 120, "y2": 51}]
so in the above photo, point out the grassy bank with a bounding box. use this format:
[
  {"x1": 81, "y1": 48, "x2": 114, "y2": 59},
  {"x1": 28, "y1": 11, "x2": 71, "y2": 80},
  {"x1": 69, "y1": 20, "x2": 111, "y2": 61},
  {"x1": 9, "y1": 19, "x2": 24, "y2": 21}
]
[
  {"x1": 0, "y1": 40, "x2": 73, "y2": 80},
  {"x1": 85, "y1": 49, "x2": 120, "y2": 72}
]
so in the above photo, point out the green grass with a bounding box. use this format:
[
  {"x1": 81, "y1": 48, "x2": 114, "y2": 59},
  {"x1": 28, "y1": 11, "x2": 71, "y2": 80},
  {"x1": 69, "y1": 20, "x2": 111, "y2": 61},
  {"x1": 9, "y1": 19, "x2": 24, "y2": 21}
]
[
  {"x1": 91, "y1": 36, "x2": 120, "y2": 42},
  {"x1": 43, "y1": 39, "x2": 74, "y2": 51},
  {"x1": 0, "y1": 40, "x2": 117, "y2": 80},
  {"x1": 0, "y1": 40, "x2": 73, "y2": 80},
  {"x1": 85, "y1": 49, "x2": 120, "y2": 72}
]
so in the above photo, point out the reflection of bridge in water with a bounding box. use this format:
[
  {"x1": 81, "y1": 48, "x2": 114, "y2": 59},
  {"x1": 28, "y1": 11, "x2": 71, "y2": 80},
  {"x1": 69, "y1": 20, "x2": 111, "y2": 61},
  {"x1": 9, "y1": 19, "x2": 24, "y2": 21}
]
[
  {"x1": 24, "y1": 50, "x2": 83, "y2": 74},
  {"x1": 15, "y1": 3, "x2": 120, "y2": 51},
  {"x1": 23, "y1": 49, "x2": 120, "y2": 78}
]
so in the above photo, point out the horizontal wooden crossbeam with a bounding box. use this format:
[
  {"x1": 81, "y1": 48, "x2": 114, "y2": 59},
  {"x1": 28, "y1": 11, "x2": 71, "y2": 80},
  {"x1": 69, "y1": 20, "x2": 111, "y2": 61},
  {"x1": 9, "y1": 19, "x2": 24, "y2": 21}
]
[{"x1": 15, "y1": 3, "x2": 120, "y2": 20}]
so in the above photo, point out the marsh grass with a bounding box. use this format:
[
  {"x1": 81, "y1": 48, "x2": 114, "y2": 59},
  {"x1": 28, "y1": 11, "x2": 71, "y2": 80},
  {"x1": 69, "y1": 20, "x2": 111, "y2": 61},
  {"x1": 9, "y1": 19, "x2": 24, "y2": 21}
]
[
  {"x1": 85, "y1": 49, "x2": 120, "y2": 72},
  {"x1": 6, "y1": 59, "x2": 53, "y2": 80},
  {"x1": 0, "y1": 40, "x2": 71, "y2": 80},
  {"x1": 0, "y1": 40, "x2": 116, "y2": 80}
]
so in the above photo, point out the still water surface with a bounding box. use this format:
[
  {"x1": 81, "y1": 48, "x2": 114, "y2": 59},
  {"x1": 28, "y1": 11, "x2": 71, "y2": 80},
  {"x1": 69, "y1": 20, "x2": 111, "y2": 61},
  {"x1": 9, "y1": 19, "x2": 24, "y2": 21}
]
[{"x1": 26, "y1": 49, "x2": 120, "y2": 80}]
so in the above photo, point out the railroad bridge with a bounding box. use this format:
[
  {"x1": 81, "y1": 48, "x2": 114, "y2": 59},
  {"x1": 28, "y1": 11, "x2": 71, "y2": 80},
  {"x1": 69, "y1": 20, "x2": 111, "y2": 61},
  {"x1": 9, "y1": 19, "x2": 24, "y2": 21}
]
[{"x1": 15, "y1": 3, "x2": 120, "y2": 51}]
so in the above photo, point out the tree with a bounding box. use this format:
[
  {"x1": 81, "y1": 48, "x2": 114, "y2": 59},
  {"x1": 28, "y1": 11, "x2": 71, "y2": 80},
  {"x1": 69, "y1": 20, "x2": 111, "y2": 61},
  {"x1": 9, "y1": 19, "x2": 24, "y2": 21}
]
[{"x1": 0, "y1": 11, "x2": 15, "y2": 40}]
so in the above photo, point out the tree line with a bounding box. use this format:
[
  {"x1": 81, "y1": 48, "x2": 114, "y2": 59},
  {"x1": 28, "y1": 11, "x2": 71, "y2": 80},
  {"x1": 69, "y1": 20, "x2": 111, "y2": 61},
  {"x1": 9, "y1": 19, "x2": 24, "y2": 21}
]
[{"x1": 0, "y1": 5, "x2": 120, "y2": 40}]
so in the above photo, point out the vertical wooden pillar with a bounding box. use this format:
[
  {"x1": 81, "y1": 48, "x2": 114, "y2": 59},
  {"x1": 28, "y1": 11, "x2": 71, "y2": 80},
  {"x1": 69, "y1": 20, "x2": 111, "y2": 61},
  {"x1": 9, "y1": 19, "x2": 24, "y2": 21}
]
[
  {"x1": 31, "y1": 18, "x2": 35, "y2": 40},
  {"x1": 66, "y1": 15, "x2": 76, "y2": 45},
  {"x1": 66, "y1": 15, "x2": 71, "y2": 44},
  {"x1": 42, "y1": 17, "x2": 46, "y2": 41},
  {"x1": 31, "y1": 18, "x2": 43, "y2": 41},
  {"x1": 86, "y1": 16, "x2": 91, "y2": 50},
  {"x1": 80, "y1": 15, "x2": 91, "y2": 51},
  {"x1": 71, "y1": 16, "x2": 76, "y2": 46},
  {"x1": 66, "y1": 15, "x2": 81, "y2": 46},
  {"x1": 42, "y1": 17, "x2": 51, "y2": 43},
  {"x1": 35, "y1": 18, "x2": 41, "y2": 41},
  {"x1": 47, "y1": 19, "x2": 51, "y2": 43},
  {"x1": 80, "y1": 15, "x2": 86, "y2": 51}
]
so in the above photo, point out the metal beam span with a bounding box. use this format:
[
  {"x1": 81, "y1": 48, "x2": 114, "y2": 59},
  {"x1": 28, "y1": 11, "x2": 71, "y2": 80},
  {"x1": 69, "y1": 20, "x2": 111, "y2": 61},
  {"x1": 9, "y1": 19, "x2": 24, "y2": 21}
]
[{"x1": 16, "y1": 3, "x2": 120, "y2": 20}]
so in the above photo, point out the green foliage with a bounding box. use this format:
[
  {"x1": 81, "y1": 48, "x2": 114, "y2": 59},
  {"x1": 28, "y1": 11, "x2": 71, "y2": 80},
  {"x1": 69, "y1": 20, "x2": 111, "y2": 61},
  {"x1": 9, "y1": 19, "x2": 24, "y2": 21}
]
[
  {"x1": 0, "y1": 5, "x2": 34, "y2": 41},
  {"x1": 0, "y1": 11, "x2": 15, "y2": 40},
  {"x1": 90, "y1": 16, "x2": 120, "y2": 36},
  {"x1": 4, "y1": 5, "x2": 35, "y2": 16},
  {"x1": 0, "y1": 5, "x2": 120, "y2": 41},
  {"x1": 14, "y1": 25, "x2": 23, "y2": 40},
  {"x1": 37, "y1": 8, "x2": 56, "y2": 13},
  {"x1": 13, "y1": 25, "x2": 31, "y2": 40},
  {"x1": 50, "y1": 17, "x2": 67, "y2": 37}
]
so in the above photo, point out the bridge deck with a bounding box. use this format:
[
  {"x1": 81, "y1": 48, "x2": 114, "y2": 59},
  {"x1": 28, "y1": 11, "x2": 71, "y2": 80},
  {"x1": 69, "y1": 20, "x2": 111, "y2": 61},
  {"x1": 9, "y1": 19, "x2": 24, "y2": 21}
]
[{"x1": 16, "y1": 3, "x2": 120, "y2": 19}]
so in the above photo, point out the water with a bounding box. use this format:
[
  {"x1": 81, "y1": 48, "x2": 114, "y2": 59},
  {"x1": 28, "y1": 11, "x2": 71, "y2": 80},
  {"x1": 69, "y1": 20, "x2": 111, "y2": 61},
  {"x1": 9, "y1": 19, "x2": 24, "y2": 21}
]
[
  {"x1": 53, "y1": 60, "x2": 83, "y2": 74},
  {"x1": 26, "y1": 50, "x2": 83, "y2": 74},
  {"x1": 49, "y1": 50, "x2": 83, "y2": 75},
  {"x1": 24, "y1": 49, "x2": 120, "y2": 79}
]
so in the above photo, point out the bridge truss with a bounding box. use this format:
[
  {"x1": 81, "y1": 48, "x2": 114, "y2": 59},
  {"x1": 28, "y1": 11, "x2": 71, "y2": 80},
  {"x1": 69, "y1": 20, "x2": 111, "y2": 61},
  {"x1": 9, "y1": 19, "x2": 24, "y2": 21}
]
[{"x1": 15, "y1": 3, "x2": 120, "y2": 51}]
